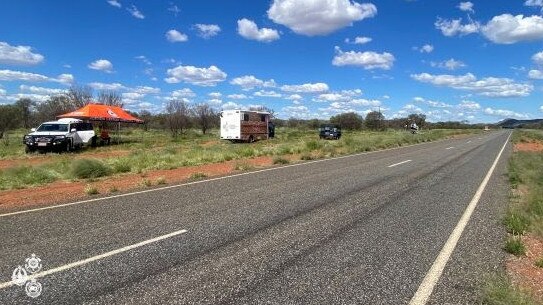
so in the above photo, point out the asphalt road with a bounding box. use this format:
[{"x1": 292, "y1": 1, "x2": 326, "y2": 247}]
[{"x1": 0, "y1": 130, "x2": 512, "y2": 305}]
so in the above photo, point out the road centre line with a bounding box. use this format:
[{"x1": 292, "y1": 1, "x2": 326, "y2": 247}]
[
  {"x1": 0, "y1": 134, "x2": 485, "y2": 218},
  {"x1": 388, "y1": 160, "x2": 412, "y2": 168},
  {"x1": 408, "y1": 132, "x2": 512, "y2": 305},
  {"x1": 445, "y1": 147, "x2": 455, "y2": 150},
  {"x1": 467, "y1": 141, "x2": 472, "y2": 143},
  {"x1": 0, "y1": 229, "x2": 188, "y2": 290}
]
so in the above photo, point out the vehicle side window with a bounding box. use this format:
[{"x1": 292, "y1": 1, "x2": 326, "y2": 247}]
[{"x1": 85, "y1": 123, "x2": 92, "y2": 130}]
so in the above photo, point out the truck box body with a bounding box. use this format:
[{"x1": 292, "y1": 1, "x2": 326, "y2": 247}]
[{"x1": 220, "y1": 110, "x2": 270, "y2": 142}]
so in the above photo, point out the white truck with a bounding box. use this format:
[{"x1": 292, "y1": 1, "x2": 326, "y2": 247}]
[
  {"x1": 23, "y1": 118, "x2": 95, "y2": 153},
  {"x1": 220, "y1": 110, "x2": 274, "y2": 143}
]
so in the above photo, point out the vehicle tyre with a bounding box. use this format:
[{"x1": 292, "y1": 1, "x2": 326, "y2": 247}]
[
  {"x1": 65, "y1": 140, "x2": 72, "y2": 152},
  {"x1": 248, "y1": 135, "x2": 254, "y2": 143}
]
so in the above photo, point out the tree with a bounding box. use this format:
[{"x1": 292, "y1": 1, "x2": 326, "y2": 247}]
[
  {"x1": 34, "y1": 95, "x2": 73, "y2": 123},
  {"x1": 330, "y1": 112, "x2": 364, "y2": 130},
  {"x1": 15, "y1": 98, "x2": 34, "y2": 129},
  {"x1": 408, "y1": 113, "x2": 427, "y2": 129},
  {"x1": 194, "y1": 103, "x2": 217, "y2": 135},
  {"x1": 0, "y1": 104, "x2": 20, "y2": 139},
  {"x1": 97, "y1": 90, "x2": 123, "y2": 107},
  {"x1": 138, "y1": 110, "x2": 153, "y2": 131},
  {"x1": 248, "y1": 105, "x2": 275, "y2": 119},
  {"x1": 365, "y1": 111, "x2": 385, "y2": 130},
  {"x1": 165, "y1": 99, "x2": 191, "y2": 137},
  {"x1": 66, "y1": 85, "x2": 93, "y2": 109}
]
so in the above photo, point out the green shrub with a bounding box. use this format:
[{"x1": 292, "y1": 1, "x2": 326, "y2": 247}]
[
  {"x1": 300, "y1": 153, "x2": 315, "y2": 160},
  {"x1": 273, "y1": 157, "x2": 289, "y2": 164},
  {"x1": 70, "y1": 159, "x2": 111, "y2": 179},
  {"x1": 111, "y1": 159, "x2": 131, "y2": 173},
  {"x1": 0, "y1": 166, "x2": 58, "y2": 190},
  {"x1": 504, "y1": 211, "x2": 530, "y2": 235},
  {"x1": 305, "y1": 140, "x2": 321, "y2": 151},
  {"x1": 535, "y1": 257, "x2": 543, "y2": 268},
  {"x1": 234, "y1": 162, "x2": 253, "y2": 171},
  {"x1": 504, "y1": 236, "x2": 526, "y2": 256}
]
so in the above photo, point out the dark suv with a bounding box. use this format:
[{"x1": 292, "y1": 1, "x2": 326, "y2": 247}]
[{"x1": 319, "y1": 124, "x2": 341, "y2": 140}]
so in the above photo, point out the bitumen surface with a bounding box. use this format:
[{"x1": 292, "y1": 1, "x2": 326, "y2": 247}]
[{"x1": 0, "y1": 130, "x2": 512, "y2": 305}]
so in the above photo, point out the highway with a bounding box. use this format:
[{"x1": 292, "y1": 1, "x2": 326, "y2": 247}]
[{"x1": 0, "y1": 130, "x2": 511, "y2": 304}]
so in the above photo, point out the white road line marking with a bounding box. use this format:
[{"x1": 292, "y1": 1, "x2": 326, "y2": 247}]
[
  {"x1": 445, "y1": 147, "x2": 455, "y2": 150},
  {"x1": 0, "y1": 229, "x2": 188, "y2": 290},
  {"x1": 466, "y1": 141, "x2": 472, "y2": 144},
  {"x1": 408, "y1": 132, "x2": 511, "y2": 305},
  {"x1": 388, "y1": 160, "x2": 412, "y2": 168},
  {"x1": 0, "y1": 134, "x2": 482, "y2": 218}
]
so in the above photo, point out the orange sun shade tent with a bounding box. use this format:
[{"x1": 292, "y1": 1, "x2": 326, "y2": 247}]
[{"x1": 57, "y1": 104, "x2": 143, "y2": 123}]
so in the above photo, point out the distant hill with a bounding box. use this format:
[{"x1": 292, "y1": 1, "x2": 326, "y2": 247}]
[{"x1": 496, "y1": 118, "x2": 543, "y2": 128}]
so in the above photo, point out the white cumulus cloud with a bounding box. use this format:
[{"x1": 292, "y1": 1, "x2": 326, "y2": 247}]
[
  {"x1": 0, "y1": 42, "x2": 44, "y2": 65},
  {"x1": 430, "y1": 58, "x2": 466, "y2": 70},
  {"x1": 482, "y1": 14, "x2": 543, "y2": 44},
  {"x1": 171, "y1": 88, "x2": 196, "y2": 99},
  {"x1": 88, "y1": 82, "x2": 126, "y2": 91},
  {"x1": 166, "y1": 30, "x2": 188, "y2": 42},
  {"x1": 165, "y1": 65, "x2": 227, "y2": 86},
  {"x1": 107, "y1": 0, "x2": 121, "y2": 8},
  {"x1": 281, "y1": 82, "x2": 329, "y2": 93},
  {"x1": 0, "y1": 69, "x2": 73, "y2": 85},
  {"x1": 228, "y1": 94, "x2": 248, "y2": 100},
  {"x1": 435, "y1": 17, "x2": 480, "y2": 36},
  {"x1": 230, "y1": 75, "x2": 276, "y2": 90},
  {"x1": 254, "y1": 90, "x2": 282, "y2": 98},
  {"x1": 19, "y1": 85, "x2": 64, "y2": 95},
  {"x1": 528, "y1": 69, "x2": 543, "y2": 79},
  {"x1": 484, "y1": 107, "x2": 530, "y2": 119},
  {"x1": 237, "y1": 19, "x2": 280, "y2": 42},
  {"x1": 194, "y1": 24, "x2": 221, "y2": 39},
  {"x1": 332, "y1": 47, "x2": 394, "y2": 70},
  {"x1": 127, "y1": 5, "x2": 144, "y2": 19},
  {"x1": 458, "y1": 2, "x2": 474, "y2": 13},
  {"x1": 345, "y1": 36, "x2": 372, "y2": 44},
  {"x1": 268, "y1": 0, "x2": 377, "y2": 36},
  {"x1": 525, "y1": 0, "x2": 543, "y2": 7},
  {"x1": 88, "y1": 59, "x2": 113, "y2": 73},
  {"x1": 411, "y1": 72, "x2": 533, "y2": 97}
]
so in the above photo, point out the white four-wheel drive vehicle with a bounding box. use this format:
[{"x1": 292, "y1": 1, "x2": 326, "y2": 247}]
[{"x1": 23, "y1": 118, "x2": 95, "y2": 153}]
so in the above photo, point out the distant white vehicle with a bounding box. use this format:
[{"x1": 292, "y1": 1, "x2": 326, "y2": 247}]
[
  {"x1": 220, "y1": 110, "x2": 274, "y2": 143},
  {"x1": 484, "y1": 126, "x2": 490, "y2": 131},
  {"x1": 23, "y1": 118, "x2": 95, "y2": 153}
]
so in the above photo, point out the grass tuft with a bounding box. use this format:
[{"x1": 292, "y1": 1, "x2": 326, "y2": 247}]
[
  {"x1": 156, "y1": 176, "x2": 167, "y2": 185},
  {"x1": 190, "y1": 172, "x2": 207, "y2": 180},
  {"x1": 273, "y1": 156, "x2": 289, "y2": 164},
  {"x1": 84, "y1": 184, "x2": 99, "y2": 195},
  {"x1": 70, "y1": 159, "x2": 111, "y2": 179},
  {"x1": 482, "y1": 274, "x2": 538, "y2": 305},
  {"x1": 504, "y1": 236, "x2": 526, "y2": 256},
  {"x1": 504, "y1": 210, "x2": 530, "y2": 235}
]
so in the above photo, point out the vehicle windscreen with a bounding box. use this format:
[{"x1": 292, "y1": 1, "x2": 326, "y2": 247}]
[{"x1": 36, "y1": 124, "x2": 69, "y2": 132}]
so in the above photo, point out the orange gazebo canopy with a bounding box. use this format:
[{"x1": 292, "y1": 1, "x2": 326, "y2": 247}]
[{"x1": 57, "y1": 104, "x2": 143, "y2": 123}]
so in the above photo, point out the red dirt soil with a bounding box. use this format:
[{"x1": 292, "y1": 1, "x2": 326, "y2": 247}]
[
  {"x1": 507, "y1": 234, "x2": 543, "y2": 302},
  {"x1": 514, "y1": 141, "x2": 543, "y2": 152},
  {"x1": 0, "y1": 156, "x2": 281, "y2": 211}
]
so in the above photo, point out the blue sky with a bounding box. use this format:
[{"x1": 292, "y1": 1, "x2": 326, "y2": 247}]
[{"x1": 1, "y1": 0, "x2": 542, "y2": 123}]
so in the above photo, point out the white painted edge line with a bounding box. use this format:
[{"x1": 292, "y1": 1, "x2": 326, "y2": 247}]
[
  {"x1": 0, "y1": 133, "x2": 483, "y2": 218},
  {"x1": 445, "y1": 147, "x2": 455, "y2": 150},
  {"x1": 408, "y1": 132, "x2": 512, "y2": 305},
  {"x1": 388, "y1": 160, "x2": 412, "y2": 168},
  {"x1": 467, "y1": 141, "x2": 472, "y2": 144},
  {"x1": 0, "y1": 229, "x2": 188, "y2": 290}
]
